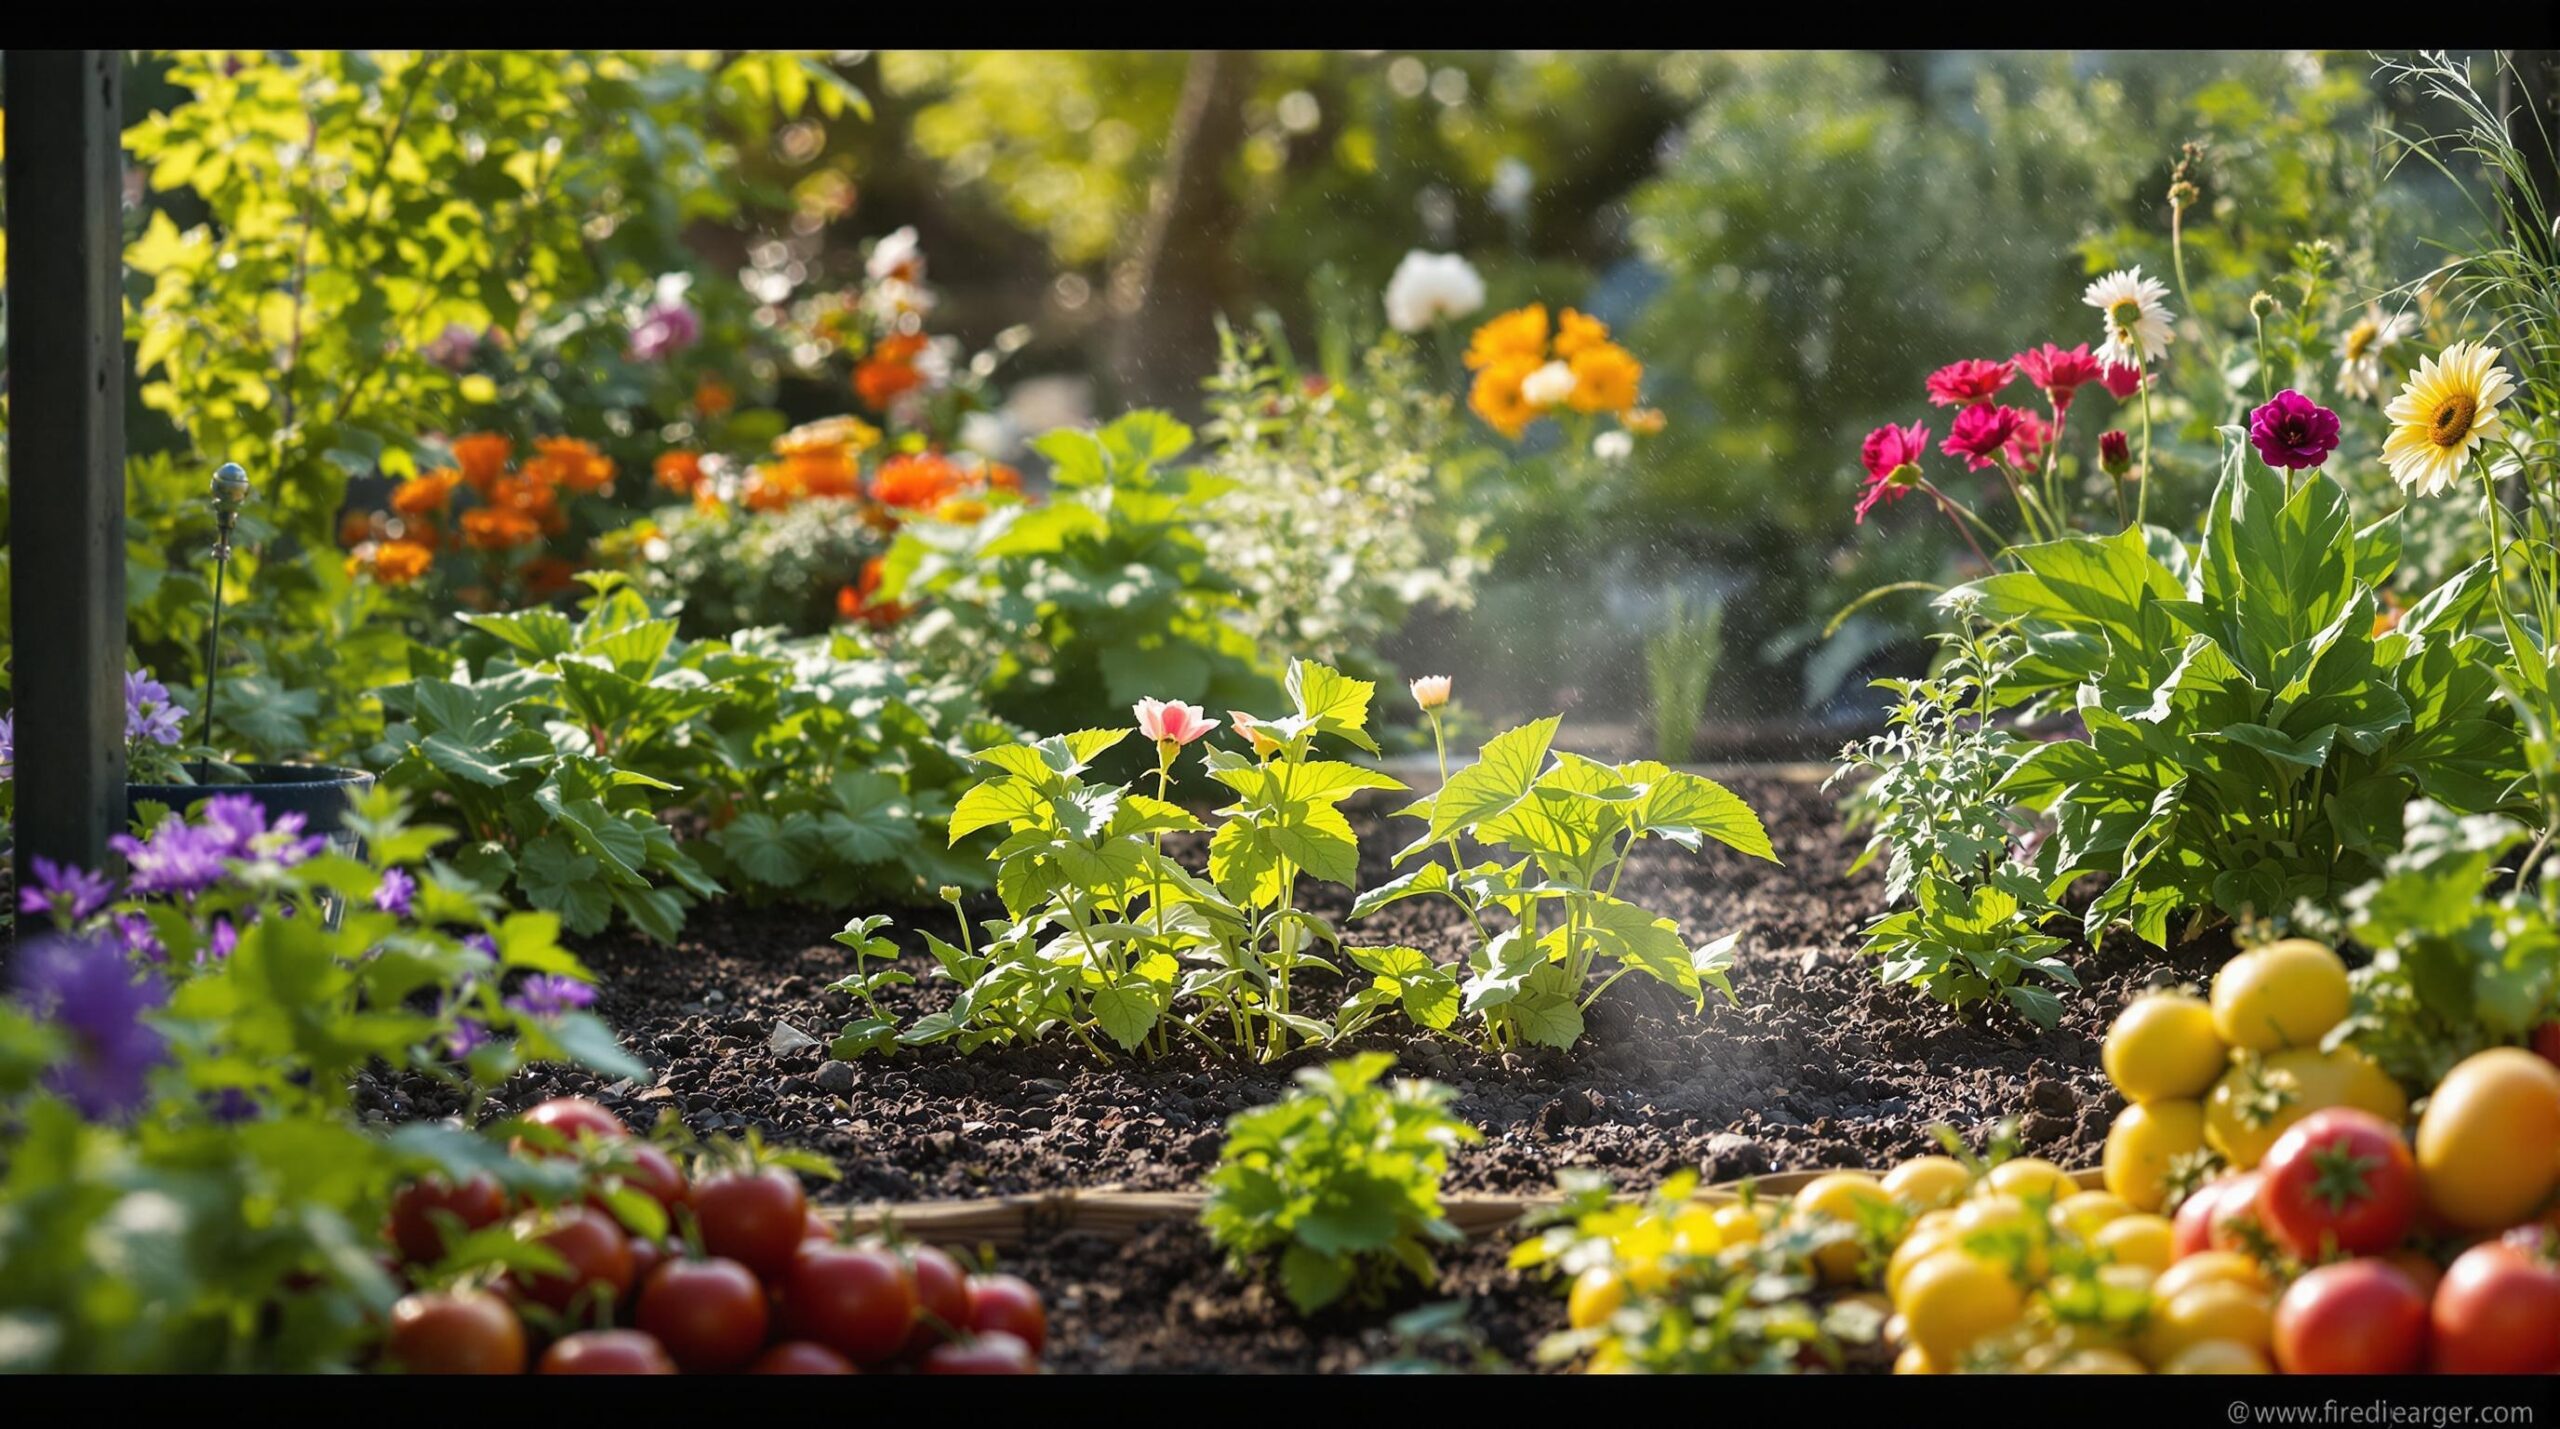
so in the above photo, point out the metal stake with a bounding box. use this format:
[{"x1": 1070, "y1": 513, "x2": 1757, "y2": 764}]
[{"x1": 198, "y1": 463, "x2": 249, "y2": 754}]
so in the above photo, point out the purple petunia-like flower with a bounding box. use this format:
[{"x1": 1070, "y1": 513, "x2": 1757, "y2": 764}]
[
  {"x1": 2248, "y1": 389, "x2": 2342, "y2": 471},
  {"x1": 0, "y1": 712, "x2": 14, "y2": 779},
  {"x1": 507, "y1": 974, "x2": 596, "y2": 1020},
  {"x1": 372, "y1": 867, "x2": 418, "y2": 918},
  {"x1": 20, "y1": 857, "x2": 115, "y2": 924},
  {"x1": 124, "y1": 670, "x2": 186, "y2": 748},
  {"x1": 14, "y1": 935, "x2": 168, "y2": 1120},
  {"x1": 110, "y1": 820, "x2": 231, "y2": 898},
  {"x1": 112, "y1": 912, "x2": 165, "y2": 963},
  {"x1": 445, "y1": 1017, "x2": 492, "y2": 1061}
]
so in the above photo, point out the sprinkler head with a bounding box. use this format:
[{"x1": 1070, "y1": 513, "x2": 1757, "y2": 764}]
[{"x1": 210, "y1": 462, "x2": 250, "y2": 513}]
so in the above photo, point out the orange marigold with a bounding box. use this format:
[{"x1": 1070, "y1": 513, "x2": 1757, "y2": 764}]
[
  {"x1": 782, "y1": 449, "x2": 863, "y2": 500},
  {"x1": 1465, "y1": 304, "x2": 1549, "y2": 372},
  {"x1": 654, "y1": 451, "x2": 707, "y2": 497},
  {"x1": 1567, "y1": 341, "x2": 1642, "y2": 415},
  {"x1": 836, "y1": 556, "x2": 910, "y2": 629},
  {"x1": 1554, "y1": 308, "x2": 1611, "y2": 360},
  {"x1": 693, "y1": 377, "x2": 736, "y2": 418},
  {"x1": 1622, "y1": 406, "x2": 1667, "y2": 436},
  {"x1": 741, "y1": 466, "x2": 802, "y2": 513},
  {"x1": 461, "y1": 505, "x2": 544, "y2": 551},
  {"x1": 392, "y1": 469, "x2": 464, "y2": 519},
  {"x1": 451, "y1": 433, "x2": 514, "y2": 492},
  {"x1": 872, "y1": 451, "x2": 967, "y2": 510},
  {"x1": 353, "y1": 539, "x2": 436, "y2": 585},
  {"x1": 531, "y1": 436, "x2": 616, "y2": 494},
  {"x1": 1468, "y1": 357, "x2": 1541, "y2": 441},
  {"x1": 854, "y1": 333, "x2": 930, "y2": 410}
]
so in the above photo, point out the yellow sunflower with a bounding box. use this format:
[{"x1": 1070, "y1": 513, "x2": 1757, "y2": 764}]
[
  {"x1": 2381, "y1": 340, "x2": 2513, "y2": 498},
  {"x1": 1465, "y1": 304, "x2": 1549, "y2": 372}
]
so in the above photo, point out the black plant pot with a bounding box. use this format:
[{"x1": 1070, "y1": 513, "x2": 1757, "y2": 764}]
[{"x1": 125, "y1": 762, "x2": 375, "y2": 837}]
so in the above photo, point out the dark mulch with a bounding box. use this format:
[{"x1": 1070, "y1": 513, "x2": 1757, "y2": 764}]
[{"x1": 361, "y1": 772, "x2": 2230, "y2": 1372}]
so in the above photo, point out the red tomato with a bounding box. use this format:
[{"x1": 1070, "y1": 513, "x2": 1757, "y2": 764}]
[
  {"x1": 784, "y1": 1242, "x2": 918, "y2": 1364},
  {"x1": 385, "y1": 1288, "x2": 527, "y2": 1375},
  {"x1": 635, "y1": 1256, "x2": 770, "y2": 1373},
  {"x1": 2257, "y1": 1108, "x2": 2420, "y2": 1259},
  {"x1": 2205, "y1": 1170, "x2": 2269, "y2": 1254},
  {"x1": 965, "y1": 1273, "x2": 1048, "y2": 1357},
  {"x1": 2274, "y1": 1259, "x2": 2431, "y2": 1374},
  {"x1": 802, "y1": 1209, "x2": 837, "y2": 1243},
  {"x1": 625, "y1": 1236, "x2": 668, "y2": 1303},
  {"x1": 2432, "y1": 1239, "x2": 2560, "y2": 1374},
  {"x1": 693, "y1": 1168, "x2": 809, "y2": 1281},
  {"x1": 904, "y1": 1244, "x2": 971, "y2": 1353},
  {"x1": 922, "y1": 1330, "x2": 1039, "y2": 1375},
  {"x1": 594, "y1": 1141, "x2": 688, "y2": 1218},
  {"x1": 2171, "y1": 1176, "x2": 2228, "y2": 1259},
  {"x1": 751, "y1": 1341, "x2": 860, "y2": 1375},
  {"x1": 514, "y1": 1206, "x2": 636, "y2": 1315},
  {"x1": 514, "y1": 1097, "x2": 628, "y2": 1155},
  {"x1": 387, "y1": 1174, "x2": 507, "y2": 1267},
  {"x1": 538, "y1": 1329, "x2": 677, "y2": 1375}
]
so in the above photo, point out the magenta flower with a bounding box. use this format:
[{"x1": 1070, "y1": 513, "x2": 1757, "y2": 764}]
[
  {"x1": 2099, "y1": 430, "x2": 2134, "y2": 478},
  {"x1": 2246, "y1": 389, "x2": 2341, "y2": 471},
  {"x1": 1854, "y1": 421, "x2": 1929, "y2": 524},
  {"x1": 14, "y1": 934, "x2": 167, "y2": 1120},
  {"x1": 2014, "y1": 343, "x2": 2104, "y2": 414},
  {"x1": 1133, "y1": 698, "x2": 1219, "y2": 747},
  {"x1": 629, "y1": 299, "x2": 702, "y2": 362},
  {"x1": 2006, "y1": 410, "x2": 2055, "y2": 469},
  {"x1": 2099, "y1": 360, "x2": 2147, "y2": 400},
  {"x1": 1940, "y1": 405, "x2": 2029, "y2": 471},
  {"x1": 1924, "y1": 359, "x2": 2018, "y2": 408}
]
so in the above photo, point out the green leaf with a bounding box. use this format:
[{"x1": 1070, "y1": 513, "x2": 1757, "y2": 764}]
[
  {"x1": 1406, "y1": 717, "x2": 1560, "y2": 850},
  {"x1": 1285, "y1": 659, "x2": 1381, "y2": 754}
]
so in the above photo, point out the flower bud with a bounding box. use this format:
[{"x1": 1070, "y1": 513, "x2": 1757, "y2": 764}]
[
  {"x1": 1409, "y1": 676, "x2": 1452, "y2": 711},
  {"x1": 2099, "y1": 430, "x2": 2133, "y2": 478}
]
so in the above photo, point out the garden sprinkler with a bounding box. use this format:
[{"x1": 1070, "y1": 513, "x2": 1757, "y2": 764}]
[{"x1": 198, "y1": 461, "x2": 249, "y2": 754}]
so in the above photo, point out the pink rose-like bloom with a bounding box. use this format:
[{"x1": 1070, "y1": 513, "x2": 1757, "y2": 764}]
[
  {"x1": 629, "y1": 300, "x2": 702, "y2": 363},
  {"x1": 2006, "y1": 410, "x2": 2054, "y2": 469},
  {"x1": 1924, "y1": 358, "x2": 2018, "y2": 408},
  {"x1": 2014, "y1": 343, "x2": 2104, "y2": 414},
  {"x1": 2099, "y1": 429, "x2": 2133, "y2": 477},
  {"x1": 1940, "y1": 405, "x2": 2028, "y2": 471},
  {"x1": 1134, "y1": 698, "x2": 1219, "y2": 747},
  {"x1": 2098, "y1": 359, "x2": 2147, "y2": 400},
  {"x1": 2246, "y1": 389, "x2": 2341, "y2": 471},
  {"x1": 1854, "y1": 421, "x2": 1929, "y2": 524}
]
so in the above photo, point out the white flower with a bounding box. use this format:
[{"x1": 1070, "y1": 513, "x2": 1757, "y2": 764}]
[
  {"x1": 1521, "y1": 360, "x2": 1576, "y2": 409},
  {"x1": 959, "y1": 410, "x2": 1016, "y2": 461},
  {"x1": 1409, "y1": 675, "x2": 1452, "y2": 711},
  {"x1": 1592, "y1": 430, "x2": 1634, "y2": 461},
  {"x1": 2083, "y1": 267, "x2": 2175, "y2": 371},
  {"x1": 867, "y1": 225, "x2": 925, "y2": 284},
  {"x1": 1382, "y1": 250, "x2": 1486, "y2": 333},
  {"x1": 2337, "y1": 303, "x2": 2416, "y2": 403}
]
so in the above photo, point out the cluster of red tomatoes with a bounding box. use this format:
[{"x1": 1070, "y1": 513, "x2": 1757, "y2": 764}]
[
  {"x1": 377, "y1": 1097, "x2": 1048, "y2": 1375},
  {"x1": 2170, "y1": 1096, "x2": 2560, "y2": 1375}
]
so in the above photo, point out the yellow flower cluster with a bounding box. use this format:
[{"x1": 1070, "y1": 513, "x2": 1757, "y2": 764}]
[{"x1": 1464, "y1": 303, "x2": 1650, "y2": 441}]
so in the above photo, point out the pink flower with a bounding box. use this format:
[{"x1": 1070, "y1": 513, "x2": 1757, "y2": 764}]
[
  {"x1": 2006, "y1": 410, "x2": 2054, "y2": 469},
  {"x1": 1854, "y1": 421, "x2": 1929, "y2": 524},
  {"x1": 1925, "y1": 359, "x2": 2018, "y2": 408},
  {"x1": 2098, "y1": 360, "x2": 2147, "y2": 400},
  {"x1": 2013, "y1": 343, "x2": 2104, "y2": 414},
  {"x1": 2099, "y1": 430, "x2": 2133, "y2": 478},
  {"x1": 2246, "y1": 389, "x2": 2341, "y2": 470},
  {"x1": 1940, "y1": 405, "x2": 2028, "y2": 471},
  {"x1": 1134, "y1": 698, "x2": 1218, "y2": 747}
]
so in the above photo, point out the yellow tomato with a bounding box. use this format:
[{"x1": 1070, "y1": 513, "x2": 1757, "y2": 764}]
[
  {"x1": 2209, "y1": 939, "x2": 2350, "y2": 1052},
  {"x1": 2052, "y1": 1190, "x2": 2135, "y2": 1238},
  {"x1": 1946, "y1": 1192, "x2": 2049, "y2": 1278},
  {"x1": 2104, "y1": 1099, "x2": 2207, "y2": 1211},
  {"x1": 1985, "y1": 1156, "x2": 2077, "y2": 1204},
  {"x1": 1888, "y1": 1225, "x2": 1958, "y2": 1303},
  {"x1": 2141, "y1": 1280, "x2": 2273, "y2": 1364},
  {"x1": 1893, "y1": 1344, "x2": 1944, "y2": 1375},
  {"x1": 2159, "y1": 1338, "x2": 2272, "y2": 1375},
  {"x1": 2097, "y1": 1263, "x2": 2157, "y2": 1298},
  {"x1": 2204, "y1": 1045, "x2": 2408, "y2": 1169},
  {"x1": 2152, "y1": 1250, "x2": 2271, "y2": 1302},
  {"x1": 2049, "y1": 1346, "x2": 2148, "y2": 1374},
  {"x1": 2093, "y1": 1213, "x2": 2176, "y2": 1273},
  {"x1": 1710, "y1": 1202, "x2": 1767, "y2": 1246},
  {"x1": 2105, "y1": 992, "x2": 2228, "y2": 1102},
  {"x1": 1568, "y1": 1266, "x2": 1626, "y2": 1331},
  {"x1": 1788, "y1": 1172, "x2": 1889, "y2": 1284},
  {"x1": 1884, "y1": 1155, "x2": 1974, "y2": 1211},
  {"x1": 1898, "y1": 1250, "x2": 2024, "y2": 1363},
  {"x1": 2415, "y1": 1047, "x2": 2560, "y2": 1231}
]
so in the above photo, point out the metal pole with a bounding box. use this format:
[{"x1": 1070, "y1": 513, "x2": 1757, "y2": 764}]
[{"x1": 6, "y1": 51, "x2": 129, "y2": 951}]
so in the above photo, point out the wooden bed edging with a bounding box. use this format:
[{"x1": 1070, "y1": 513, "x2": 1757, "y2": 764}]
[{"x1": 819, "y1": 1168, "x2": 2105, "y2": 1249}]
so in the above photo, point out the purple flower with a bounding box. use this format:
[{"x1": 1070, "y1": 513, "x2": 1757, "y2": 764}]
[
  {"x1": 199, "y1": 1086, "x2": 260, "y2": 1123},
  {"x1": 110, "y1": 821, "x2": 231, "y2": 898},
  {"x1": 372, "y1": 867, "x2": 417, "y2": 918},
  {"x1": 196, "y1": 795, "x2": 324, "y2": 870},
  {"x1": 629, "y1": 300, "x2": 701, "y2": 363},
  {"x1": 445, "y1": 1017, "x2": 492, "y2": 1060},
  {"x1": 19, "y1": 857, "x2": 115, "y2": 923},
  {"x1": 112, "y1": 912, "x2": 165, "y2": 963},
  {"x1": 462, "y1": 933, "x2": 499, "y2": 963},
  {"x1": 203, "y1": 916, "x2": 241, "y2": 963},
  {"x1": 423, "y1": 323, "x2": 482, "y2": 372},
  {"x1": 506, "y1": 973, "x2": 596, "y2": 1020},
  {"x1": 13, "y1": 935, "x2": 168, "y2": 1120},
  {"x1": 0, "y1": 712, "x2": 14, "y2": 780},
  {"x1": 123, "y1": 670, "x2": 186, "y2": 748},
  {"x1": 2247, "y1": 389, "x2": 2341, "y2": 471}
]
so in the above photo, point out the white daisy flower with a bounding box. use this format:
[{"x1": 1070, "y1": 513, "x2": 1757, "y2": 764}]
[
  {"x1": 2083, "y1": 267, "x2": 2175, "y2": 372},
  {"x1": 1521, "y1": 359, "x2": 1576, "y2": 409},
  {"x1": 1382, "y1": 250, "x2": 1486, "y2": 333},
  {"x1": 2337, "y1": 303, "x2": 2416, "y2": 403}
]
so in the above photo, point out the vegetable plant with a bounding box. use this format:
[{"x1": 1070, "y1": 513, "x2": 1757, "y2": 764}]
[
  {"x1": 1642, "y1": 589, "x2": 1724, "y2": 766},
  {"x1": 1200, "y1": 1053, "x2": 1479, "y2": 1315}
]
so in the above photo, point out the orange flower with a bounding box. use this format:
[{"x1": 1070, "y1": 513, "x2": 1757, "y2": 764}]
[
  {"x1": 986, "y1": 463, "x2": 1022, "y2": 491},
  {"x1": 531, "y1": 436, "x2": 616, "y2": 495},
  {"x1": 854, "y1": 333, "x2": 930, "y2": 410},
  {"x1": 352, "y1": 539, "x2": 435, "y2": 585},
  {"x1": 693, "y1": 377, "x2": 736, "y2": 418},
  {"x1": 486, "y1": 474, "x2": 564, "y2": 533},
  {"x1": 654, "y1": 451, "x2": 707, "y2": 498},
  {"x1": 1567, "y1": 341, "x2": 1642, "y2": 415},
  {"x1": 1622, "y1": 407, "x2": 1667, "y2": 436},
  {"x1": 340, "y1": 511, "x2": 381, "y2": 548},
  {"x1": 1554, "y1": 308, "x2": 1610, "y2": 360},
  {"x1": 451, "y1": 433, "x2": 514, "y2": 493},
  {"x1": 392, "y1": 468, "x2": 464, "y2": 520},
  {"x1": 1465, "y1": 304, "x2": 1548, "y2": 372},
  {"x1": 741, "y1": 466, "x2": 802, "y2": 513},
  {"x1": 775, "y1": 415, "x2": 881, "y2": 457},
  {"x1": 782, "y1": 449, "x2": 863, "y2": 499},
  {"x1": 835, "y1": 556, "x2": 910, "y2": 629},
  {"x1": 1468, "y1": 357, "x2": 1541, "y2": 441},
  {"x1": 461, "y1": 505, "x2": 544, "y2": 550},
  {"x1": 872, "y1": 451, "x2": 967, "y2": 510}
]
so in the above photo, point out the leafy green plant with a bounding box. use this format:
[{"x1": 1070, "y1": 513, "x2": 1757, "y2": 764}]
[
  {"x1": 610, "y1": 498, "x2": 893, "y2": 639},
  {"x1": 1350, "y1": 716, "x2": 1775, "y2": 1050},
  {"x1": 1830, "y1": 621, "x2": 2079, "y2": 1024},
  {"x1": 1950, "y1": 443, "x2": 2525, "y2": 947},
  {"x1": 1643, "y1": 590, "x2": 1724, "y2": 765},
  {"x1": 1200, "y1": 1053, "x2": 1479, "y2": 1316}
]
